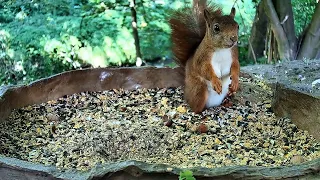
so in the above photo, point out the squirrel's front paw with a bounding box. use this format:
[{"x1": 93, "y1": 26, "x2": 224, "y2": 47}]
[
  {"x1": 211, "y1": 78, "x2": 222, "y2": 94},
  {"x1": 229, "y1": 76, "x2": 239, "y2": 94}
]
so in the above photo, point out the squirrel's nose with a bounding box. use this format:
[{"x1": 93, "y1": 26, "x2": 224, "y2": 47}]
[{"x1": 230, "y1": 36, "x2": 237, "y2": 42}]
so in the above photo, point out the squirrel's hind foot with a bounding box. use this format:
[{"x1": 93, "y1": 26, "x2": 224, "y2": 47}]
[{"x1": 221, "y1": 96, "x2": 233, "y2": 108}]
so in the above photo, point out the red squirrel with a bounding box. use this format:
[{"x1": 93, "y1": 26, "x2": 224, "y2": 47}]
[{"x1": 169, "y1": 0, "x2": 240, "y2": 113}]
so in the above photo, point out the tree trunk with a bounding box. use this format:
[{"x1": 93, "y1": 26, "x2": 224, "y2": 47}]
[
  {"x1": 129, "y1": 0, "x2": 142, "y2": 64},
  {"x1": 248, "y1": 1, "x2": 268, "y2": 60},
  {"x1": 249, "y1": 0, "x2": 319, "y2": 62},
  {"x1": 297, "y1": 2, "x2": 320, "y2": 60},
  {"x1": 263, "y1": 0, "x2": 292, "y2": 61},
  {"x1": 267, "y1": 29, "x2": 273, "y2": 63},
  {"x1": 273, "y1": 0, "x2": 297, "y2": 59}
]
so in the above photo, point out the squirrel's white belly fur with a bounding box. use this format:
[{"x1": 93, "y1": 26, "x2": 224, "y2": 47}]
[{"x1": 205, "y1": 48, "x2": 232, "y2": 108}]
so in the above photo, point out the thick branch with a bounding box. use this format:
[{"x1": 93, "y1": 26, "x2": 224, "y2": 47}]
[
  {"x1": 248, "y1": 1, "x2": 268, "y2": 60},
  {"x1": 130, "y1": 0, "x2": 142, "y2": 60},
  {"x1": 297, "y1": 2, "x2": 320, "y2": 60},
  {"x1": 273, "y1": 0, "x2": 297, "y2": 58},
  {"x1": 263, "y1": 0, "x2": 292, "y2": 61}
]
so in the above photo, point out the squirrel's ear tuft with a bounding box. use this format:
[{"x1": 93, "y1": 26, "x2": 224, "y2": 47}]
[
  {"x1": 204, "y1": 9, "x2": 211, "y2": 24},
  {"x1": 204, "y1": 9, "x2": 210, "y2": 20},
  {"x1": 230, "y1": 7, "x2": 236, "y2": 18}
]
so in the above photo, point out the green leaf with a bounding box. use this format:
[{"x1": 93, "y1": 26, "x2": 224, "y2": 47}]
[{"x1": 179, "y1": 170, "x2": 196, "y2": 180}]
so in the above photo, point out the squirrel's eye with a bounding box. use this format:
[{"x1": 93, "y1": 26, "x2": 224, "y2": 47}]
[{"x1": 214, "y1": 24, "x2": 220, "y2": 32}]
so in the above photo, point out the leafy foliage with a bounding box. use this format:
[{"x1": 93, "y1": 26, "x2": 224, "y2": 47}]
[
  {"x1": 292, "y1": 0, "x2": 317, "y2": 35},
  {"x1": 0, "y1": 0, "x2": 179, "y2": 85},
  {"x1": 179, "y1": 170, "x2": 196, "y2": 180},
  {"x1": 0, "y1": 0, "x2": 317, "y2": 86}
]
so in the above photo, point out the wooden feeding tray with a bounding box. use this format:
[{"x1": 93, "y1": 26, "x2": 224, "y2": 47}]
[{"x1": 0, "y1": 67, "x2": 319, "y2": 180}]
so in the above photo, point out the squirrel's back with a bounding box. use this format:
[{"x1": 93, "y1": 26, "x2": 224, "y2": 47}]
[{"x1": 169, "y1": 0, "x2": 222, "y2": 66}]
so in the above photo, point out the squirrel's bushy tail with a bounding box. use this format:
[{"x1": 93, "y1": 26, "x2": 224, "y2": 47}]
[{"x1": 169, "y1": 0, "x2": 222, "y2": 67}]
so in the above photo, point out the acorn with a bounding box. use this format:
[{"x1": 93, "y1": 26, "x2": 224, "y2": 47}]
[
  {"x1": 198, "y1": 123, "x2": 208, "y2": 133},
  {"x1": 119, "y1": 107, "x2": 127, "y2": 112},
  {"x1": 164, "y1": 119, "x2": 173, "y2": 127}
]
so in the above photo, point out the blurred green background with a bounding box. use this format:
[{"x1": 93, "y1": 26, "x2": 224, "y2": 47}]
[{"x1": 0, "y1": 0, "x2": 317, "y2": 85}]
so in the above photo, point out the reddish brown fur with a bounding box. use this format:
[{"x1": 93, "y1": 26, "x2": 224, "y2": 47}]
[
  {"x1": 169, "y1": 0, "x2": 240, "y2": 113},
  {"x1": 169, "y1": 0, "x2": 221, "y2": 67},
  {"x1": 230, "y1": 45, "x2": 240, "y2": 92}
]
